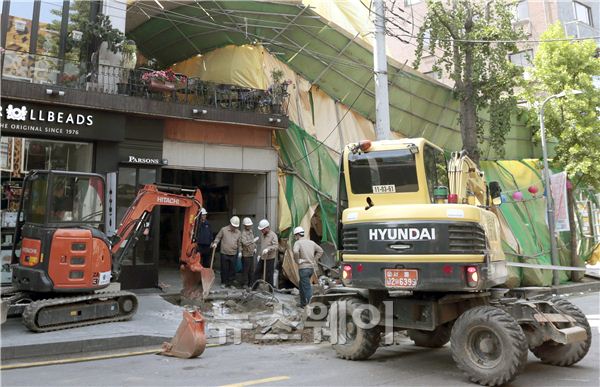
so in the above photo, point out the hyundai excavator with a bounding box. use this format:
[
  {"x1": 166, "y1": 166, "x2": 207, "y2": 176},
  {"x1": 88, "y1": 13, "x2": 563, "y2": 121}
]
[
  {"x1": 316, "y1": 138, "x2": 591, "y2": 386},
  {"x1": 1, "y1": 170, "x2": 211, "y2": 332}
]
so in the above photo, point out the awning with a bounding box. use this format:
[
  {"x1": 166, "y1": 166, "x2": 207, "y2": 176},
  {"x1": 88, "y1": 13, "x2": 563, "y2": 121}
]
[{"x1": 127, "y1": 0, "x2": 534, "y2": 159}]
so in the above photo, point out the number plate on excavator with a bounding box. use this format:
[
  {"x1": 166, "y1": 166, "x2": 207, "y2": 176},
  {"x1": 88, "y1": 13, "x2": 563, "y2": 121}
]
[{"x1": 384, "y1": 269, "x2": 418, "y2": 288}]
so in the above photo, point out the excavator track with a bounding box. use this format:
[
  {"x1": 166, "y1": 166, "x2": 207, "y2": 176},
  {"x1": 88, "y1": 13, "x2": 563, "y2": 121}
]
[{"x1": 22, "y1": 291, "x2": 138, "y2": 333}]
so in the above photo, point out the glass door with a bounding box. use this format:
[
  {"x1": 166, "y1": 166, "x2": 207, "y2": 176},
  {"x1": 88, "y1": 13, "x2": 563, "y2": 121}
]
[{"x1": 117, "y1": 165, "x2": 159, "y2": 289}]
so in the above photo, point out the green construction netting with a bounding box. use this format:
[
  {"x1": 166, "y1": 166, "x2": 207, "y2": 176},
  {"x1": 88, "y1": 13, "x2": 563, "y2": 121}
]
[
  {"x1": 276, "y1": 122, "x2": 338, "y2": 243},
  {"x1": 277, "y1": 124, "x2": 591, "y2": 287}
]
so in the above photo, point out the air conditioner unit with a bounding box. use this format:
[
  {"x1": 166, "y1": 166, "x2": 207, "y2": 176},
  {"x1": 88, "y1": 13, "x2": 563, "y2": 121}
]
[
  {"x1": 515, "y1": 20, "x2": 532, "y2": 36},
  {"x1": 14, "y1": 20, "x2": 27, "y2": 34}
]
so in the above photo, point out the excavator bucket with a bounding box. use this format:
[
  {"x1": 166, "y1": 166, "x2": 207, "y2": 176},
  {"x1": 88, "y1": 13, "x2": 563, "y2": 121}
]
[{"x1": 161, "y1": 309, "x2": 207, "y2": 359}]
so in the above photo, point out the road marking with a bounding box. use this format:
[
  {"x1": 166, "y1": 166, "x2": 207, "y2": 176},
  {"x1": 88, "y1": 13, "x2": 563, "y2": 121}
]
[
  {"x1": 1, "y1": 343, "x2": 221, "y2": 370},
  {"x1": 587, "y1": 315, "x2": 600, "y2": 332},
  {"x1": 220, "y1": 376, "x2": 290, "y2": 387}
]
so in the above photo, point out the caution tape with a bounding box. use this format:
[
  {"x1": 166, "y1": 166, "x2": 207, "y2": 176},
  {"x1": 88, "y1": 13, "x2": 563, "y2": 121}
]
[{"x1": 507, "y1": 262, "x2": 600, "y2": 272}]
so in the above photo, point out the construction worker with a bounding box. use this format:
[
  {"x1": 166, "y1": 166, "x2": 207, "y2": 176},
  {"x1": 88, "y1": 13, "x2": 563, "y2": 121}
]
[
  {"x1": 292, "y1": 226, "x2": 323, "y2": 307},
  {"x1": 195, "y1": 208, "x2": 213, "y2": 268},
  {"x1": 240, "y1": 217, "x2": 257, "y2": 288},
  {"x1": 212, "y1": 216, "x2": 241, "y2": 288},
  {"x1": 255, "y1": 219, "x2": 278, "y2": 287}
]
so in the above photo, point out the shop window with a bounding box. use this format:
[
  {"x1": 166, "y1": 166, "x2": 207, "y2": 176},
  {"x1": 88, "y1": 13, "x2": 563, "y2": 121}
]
[
  {"x1": 1, "y1": 138, "x2": 15, "y2": 172},
  {"x1": 21, "y1": 138, "x2": 93, "y2": 173},
  {"x1": 573, "y1": 2, "x2": 592, "y2": 26}
]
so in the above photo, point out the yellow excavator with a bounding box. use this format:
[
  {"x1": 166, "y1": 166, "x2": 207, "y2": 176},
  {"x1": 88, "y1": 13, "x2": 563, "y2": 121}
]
[{"x1": 316, "y1": 138, "x2": 591, "y2": 387}]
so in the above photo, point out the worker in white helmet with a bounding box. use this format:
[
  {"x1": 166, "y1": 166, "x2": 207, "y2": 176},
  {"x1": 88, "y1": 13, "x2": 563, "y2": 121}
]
[
  {"x1": 255, "y1": 219, "x2": 278, "y2": 286},
  {"x1": 195, "y1": 208, "x2": 213, "y2": 268},
  {"x1": 240, "y1": 217, "x2": 256, "y2": 287},
  {"x1": 292, "y1": 226, "x2": 323, "y2": 307},
  {"x1": 212, "y1": 216, "x2": 241, "y2": 287}
]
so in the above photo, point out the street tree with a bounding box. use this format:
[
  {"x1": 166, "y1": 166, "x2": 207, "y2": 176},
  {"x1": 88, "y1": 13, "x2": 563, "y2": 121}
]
[
  {"x1": 519, "y1": 22, "x2": 600, "y2": 277},
  {"x1": 409, "y1": 0, "x2": 525, "y2": 163}
]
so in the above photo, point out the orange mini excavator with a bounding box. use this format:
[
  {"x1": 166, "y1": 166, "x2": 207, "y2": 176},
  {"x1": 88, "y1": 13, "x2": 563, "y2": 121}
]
[{"x1": 2, "y1": 170, "x2": 212, "y2": 332}]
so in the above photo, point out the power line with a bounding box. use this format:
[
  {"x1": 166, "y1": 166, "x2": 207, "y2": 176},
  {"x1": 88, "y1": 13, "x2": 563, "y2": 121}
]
[{"x1": 290, "y1": 76, "x2": 373, "y2": 166}]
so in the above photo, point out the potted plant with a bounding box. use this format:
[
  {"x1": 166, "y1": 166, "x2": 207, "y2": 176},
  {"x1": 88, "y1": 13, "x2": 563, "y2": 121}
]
[
  {"x1": 142, "y1": 69, "x2": 187, "y2": 92},
  {"x1": 117, "y1": 40, "x2": 137, "y2": 94},
  {"x1": 268, "y1": 69, "x2": 291, "y2": 115}
]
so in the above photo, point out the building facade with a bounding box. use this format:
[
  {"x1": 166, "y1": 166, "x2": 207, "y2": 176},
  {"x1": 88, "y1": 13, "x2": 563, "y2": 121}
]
[{"x1": 1, "y1": 0, "x2": 286, "y2": 289}]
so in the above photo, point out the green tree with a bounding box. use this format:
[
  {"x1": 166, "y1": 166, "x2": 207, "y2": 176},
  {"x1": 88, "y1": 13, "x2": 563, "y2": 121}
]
[
  {"x1": 412, "y1": 0, "x2": 525, "y2": 163},
  {"x1": 519, "y1": 22, "x2": 600, "y2": 278}
]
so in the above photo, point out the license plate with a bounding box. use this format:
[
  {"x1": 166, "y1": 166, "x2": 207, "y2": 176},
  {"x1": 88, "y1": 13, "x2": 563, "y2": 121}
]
[{"x1": 384, "y1": 269, "x2": 418, "y2": 288}]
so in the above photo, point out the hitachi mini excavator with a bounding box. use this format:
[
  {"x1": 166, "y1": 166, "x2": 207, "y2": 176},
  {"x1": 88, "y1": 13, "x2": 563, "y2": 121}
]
[{"x1": 1, "y1": 170, "x2": 212, "y2": 332}]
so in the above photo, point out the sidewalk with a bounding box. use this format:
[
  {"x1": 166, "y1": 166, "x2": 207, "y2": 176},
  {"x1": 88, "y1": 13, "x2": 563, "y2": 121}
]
[{"x1": 1, "y1": 293, "x2": 182, "y2": 362}]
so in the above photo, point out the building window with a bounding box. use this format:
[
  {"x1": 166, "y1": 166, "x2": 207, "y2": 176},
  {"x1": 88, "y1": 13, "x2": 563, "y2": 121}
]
[
  {"x1": 573, "y1": 2, "x2": 592, "y2": 26},
  {"x1": 5, "y1": 1, "x2": 35, "y2": 52},
  {"x1": 404, "y1": 0, "x2": 421, "y2": 6},
  {"x1": 509, "y1": 50, "x2": 533, "y2": 67},
  {"x1": 515, "y1": 1, "x2": 529, "y2": 21}
]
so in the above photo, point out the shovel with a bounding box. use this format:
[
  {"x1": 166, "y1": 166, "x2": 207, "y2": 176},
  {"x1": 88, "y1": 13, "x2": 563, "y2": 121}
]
[
  {"x1": 200, "y1": 246, "x2": 216, "y2": 298},
  {"x1": 252, "y1": 257, "x2": 271, "y2": 292}
]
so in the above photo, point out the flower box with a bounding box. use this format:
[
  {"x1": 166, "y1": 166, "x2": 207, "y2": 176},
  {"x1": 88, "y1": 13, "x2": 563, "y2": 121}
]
[{"x1": 148, "y1": 78, "x2": 176, "y2": 92}]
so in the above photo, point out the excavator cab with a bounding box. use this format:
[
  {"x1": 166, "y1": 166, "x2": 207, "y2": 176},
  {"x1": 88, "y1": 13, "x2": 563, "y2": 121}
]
[{"x1": 11, "y1": 170, "x2": 112, "y2": 293}]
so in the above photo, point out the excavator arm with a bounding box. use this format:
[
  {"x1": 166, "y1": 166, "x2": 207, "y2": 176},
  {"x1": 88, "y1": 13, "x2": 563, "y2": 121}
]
[
  {"x1": 110, "y1": 184, "x2": 204, "y2": 280},
  {"x1": 447, "y1": 150, "x2": 488, "y2": 206}
]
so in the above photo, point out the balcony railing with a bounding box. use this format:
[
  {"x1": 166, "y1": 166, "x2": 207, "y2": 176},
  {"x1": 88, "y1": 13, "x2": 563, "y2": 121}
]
[{"x1": 1, "y1": 49, "x2": 289, "y2": 116}]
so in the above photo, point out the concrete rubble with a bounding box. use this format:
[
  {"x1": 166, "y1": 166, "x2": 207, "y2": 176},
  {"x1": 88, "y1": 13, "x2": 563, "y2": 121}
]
[{"x1": 172, "y1": 287, "x2": 310, "y2": 345}]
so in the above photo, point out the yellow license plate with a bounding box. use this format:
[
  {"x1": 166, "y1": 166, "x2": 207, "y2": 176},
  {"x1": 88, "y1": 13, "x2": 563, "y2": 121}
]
[{"x1": 384, "y1": 269, "x2": 418, "y2": 288}]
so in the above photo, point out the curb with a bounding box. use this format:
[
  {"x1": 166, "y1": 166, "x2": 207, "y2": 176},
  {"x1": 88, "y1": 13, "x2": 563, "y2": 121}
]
[
  {"x1": 1, "y1": 335, "x2": 170, "y2": 362},
  {"x1": 551, "y1": 279, "x2": 600, "y2": 295},
  {"x1": 508, "y1": 278, "x2": 600, "y2": 298}
]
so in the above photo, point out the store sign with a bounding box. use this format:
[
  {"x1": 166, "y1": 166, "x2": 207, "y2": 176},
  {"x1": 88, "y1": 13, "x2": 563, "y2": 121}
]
[
  {"x1": 125, "y1": 155, "x2": 168, "y2": 165},
  {"x1": 0, "y1": 101, "x2": 124, "y2": 142}
]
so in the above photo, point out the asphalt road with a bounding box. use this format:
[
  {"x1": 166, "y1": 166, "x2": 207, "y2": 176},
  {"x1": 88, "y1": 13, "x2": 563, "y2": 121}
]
[{"x1": 2, "y1": 293, "x2": 598, "y2": 387}]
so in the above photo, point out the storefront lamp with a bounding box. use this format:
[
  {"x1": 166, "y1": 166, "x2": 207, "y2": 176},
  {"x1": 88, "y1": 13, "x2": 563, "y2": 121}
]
[
  {"x1": 46, "y1": 89, "x2": 65, "y2": 97},
  {"x1": 268, "y1": 117, "x2": 282, "y2": 123},
  {"x1": 192, "y1": 109, "x2": 207, "y2": 115}
]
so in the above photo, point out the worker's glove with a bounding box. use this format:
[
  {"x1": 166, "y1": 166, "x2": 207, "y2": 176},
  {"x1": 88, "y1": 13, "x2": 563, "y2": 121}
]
[
  {"x1": 262, "y1": 249, "x2": 269, "y2": 256},
  {"x1": 253, "y1": 237, "x2": 259, "y2": 243},
  {"x1": 211, "y1": 243, "x2": 217, "y2": 249},
  {"x1": 253, "y1": 248, "x2": 257, "y2": 254},
  {"x1": 237, "y1": 252, "x2": 242, "y2": 259}
]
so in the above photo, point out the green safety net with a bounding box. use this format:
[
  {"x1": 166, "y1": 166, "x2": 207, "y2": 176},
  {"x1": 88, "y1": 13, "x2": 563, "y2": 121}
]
[
  {"x1": 276, "y1": 122, "x2": 339, "y2": 243},
  {"x1": 277, "y1": 124, "x2": 591, "y2": 287}
]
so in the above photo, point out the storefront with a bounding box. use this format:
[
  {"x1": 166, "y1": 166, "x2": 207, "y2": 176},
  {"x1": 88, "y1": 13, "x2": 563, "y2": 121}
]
[
  {"x1": 159, "y1": 118, "x2": 279, "y2": 285},
  {"x1": 0, "y1": 99, "x2": 165, "y2": 289}
]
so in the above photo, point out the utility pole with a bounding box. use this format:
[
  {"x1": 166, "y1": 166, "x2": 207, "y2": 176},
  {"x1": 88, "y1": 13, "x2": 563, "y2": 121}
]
[{"x1": 373, "y1": 0, "x2": 391, "y2": 140}]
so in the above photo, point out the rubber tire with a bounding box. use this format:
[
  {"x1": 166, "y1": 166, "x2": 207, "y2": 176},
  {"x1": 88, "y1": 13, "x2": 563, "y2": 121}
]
[
  {"x1": 531, "y1": 297, "x2": 592, "y2": 366},
  {"x1": 330, "y1": 298, "x2": 381, "y2": 360},
  {"x1": 450, "y1": 306, "x2": 528, "y2": 386},
  {"x1": 408, "y1": 322, "x2": 452, "y2": 348}
]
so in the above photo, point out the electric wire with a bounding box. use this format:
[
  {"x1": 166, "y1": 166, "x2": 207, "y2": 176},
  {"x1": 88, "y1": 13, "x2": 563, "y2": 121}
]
[{"x1": 289, "y1": 76, "x2": 373, "y2": 167}]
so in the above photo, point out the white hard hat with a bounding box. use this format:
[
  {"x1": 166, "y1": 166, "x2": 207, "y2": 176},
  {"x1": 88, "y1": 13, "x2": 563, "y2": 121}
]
[
  {"x1": 200, "y1": 208, "x2": 207, "y2": 215},
  {"x1": 257, "y1": 219, "x2": 270, "y2": 230},
  {"x1": 293, "y1": 226, "x2": 305, "y2": 236},
  {"x1": 243, "y1": 217, "x2": 253, "y2": 226},
  {"x1": 230, "y1": 216, "x2": 240, "y2": 227}
]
